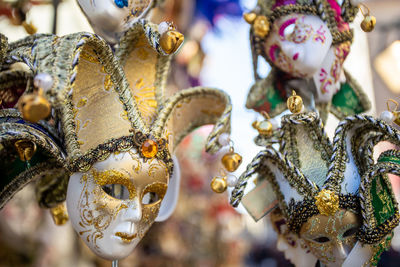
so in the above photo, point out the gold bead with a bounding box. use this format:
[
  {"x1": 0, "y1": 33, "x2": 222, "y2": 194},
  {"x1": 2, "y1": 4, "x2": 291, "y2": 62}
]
[
  {"x1": 253, "y1": 15, "x2": 270, "y2": 38},
  {"x1": 50, "y1": 202, "x2": 69, "y2": 226},
  {"x1": 14, "y1": 140, "x2": 37, "y2": 162},
  {"x1": 360, "y1": 15, "x2": 376, "y2": 32},
  {"x1": 221, "y1": 151, "x2": 242, "y2": 172},
  {"x1": 243, "y1": 12, "x2": 257, "y2": 24},
  {"x1": 287, "y1": 90, "x2": 303, "y2": 114},
  {"x1": 160, "y1": 30, "x2": 184, "y2": 54},
  {"x1": 141, "y1": 139, "x2": 158, "y2": 158},
  {"x1": 211, "y1": 176, "x2": 227, "y2": 193},
  {"x1": 17, "y1": 91, "x2": 51, "y2": 123}
]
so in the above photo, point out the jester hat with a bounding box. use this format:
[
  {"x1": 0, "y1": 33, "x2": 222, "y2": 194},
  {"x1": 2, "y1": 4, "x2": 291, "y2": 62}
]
[
  {"x1": 0, "y1": 20, "x2": 231, "y2": 210},
  {"x1": 231, "y1": 112, "x2": 400, "y2": 245}
]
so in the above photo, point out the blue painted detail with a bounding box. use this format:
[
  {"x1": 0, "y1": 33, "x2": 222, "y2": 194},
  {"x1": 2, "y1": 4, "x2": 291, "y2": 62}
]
[
  {"x1": 122, "y1": 0, "x2": 128, "y2": 7},
  {"x1": 114, "y1": 0, "x2": 125, "y2": 8}
]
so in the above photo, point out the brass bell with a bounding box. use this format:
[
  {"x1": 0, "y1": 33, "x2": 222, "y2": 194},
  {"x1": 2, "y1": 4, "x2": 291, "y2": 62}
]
[
  {"x1": 50, "y1": 202, "x2": 69, "y2": 226},
  {"x1": 253, "y1": 15, "x2": 270, "y2": 38},
  {"x1": 361, "y1": 15, "x2": 376, "y2": 32},
  {"x1": 211, "y1": 176, "x2": 227, "y2": 193},
  {"x1": 160, "y1": 29, "x2": 184, "y2": 55},
  {"x1": 243, "y1": 12, "x2": 257, "y2": 24},
  {"x1": 287, "y1": 90, "x2": 303, "y2": 114},
  {"x1": 17, "y1": 88, "x2": 51, "y2": 123},
  {"x1": 359, "y1": 3, "x2": 376, "y2": 32},
  {"x1": 257, "y1": 120, "x2": 273, "y2": 136},
  {"x1": 14, "y1": 140, "x2": 37, "y2": 162},
  {"x1": 22, "y1": 21, "x2": 37, "y2": 35},
  {"x1": 221, "y1": 149, "x2": 242, "y2": 172}
]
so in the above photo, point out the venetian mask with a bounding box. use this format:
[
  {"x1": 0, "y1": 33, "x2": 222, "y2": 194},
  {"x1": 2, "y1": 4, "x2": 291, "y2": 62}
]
[
  {"x1": 77, "y1": 0, "x2": 153, "y2": 42},
  {"x1": 264, "y1": 14, "x2": 333, "y2": 78},
  {"x1": 66, "y1": 151, "x2": 169, "y2": 260},
  {"x1": 299, "y1": 209, "x2": 360, "y2": 267},
  {"x1": 270, "y1": 209, "x2": 317, "y2": 267}
]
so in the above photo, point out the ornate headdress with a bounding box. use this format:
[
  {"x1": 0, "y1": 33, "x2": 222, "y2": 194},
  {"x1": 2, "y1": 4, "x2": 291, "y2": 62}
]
[
  {"x1": 231, "y1": 112, "x2": 400, "y2": 245},
  {"x1": 0, "y1": 20, "x2": 231, "y2": 210}
]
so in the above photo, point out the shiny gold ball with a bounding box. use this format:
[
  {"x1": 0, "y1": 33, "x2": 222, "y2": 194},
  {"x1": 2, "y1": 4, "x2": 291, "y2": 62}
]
[
  {"x1": 287, "y1": 91, "x2": 303, "y2": 114},
  {"x1": 253, "y1": 15, "x2": 270, "y2": 38},
  {"x1": 361, "y1": 15, "x2": 376, "y2": 32},
  {"x1": 160, "y1": 30, "x2": 184, "y2": 54},
  {"x1": 14, "y1": 140, "x2": 37, "y2": 162},
  {"x1": 243, "y1": 12, "x2": 257, "y2": 24},
  {"x1": 18, "y1": 93, "x2": 51, "y2": 123},
  {"x1": 222, "y1": 152, "x2": 242, "y2": 172},
  {"x1": 211, "y1": 176, "x2": 227, "y2": 193}
]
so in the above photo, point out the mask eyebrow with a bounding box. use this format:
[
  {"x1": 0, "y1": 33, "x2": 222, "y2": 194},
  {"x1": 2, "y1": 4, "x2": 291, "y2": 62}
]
[
  {"x1": 91, "y1": 168, "x2": 137, "y2": 199},
  {"x1": 279, "y1": 18, "x2": 297, "y2": 37}
]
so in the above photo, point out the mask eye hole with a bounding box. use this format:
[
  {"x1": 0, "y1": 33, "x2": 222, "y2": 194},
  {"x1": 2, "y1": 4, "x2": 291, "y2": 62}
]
[
  {"x1": 283, "y1": 23, "x2": 296, "y2": 38},
  {"x1": 102, "y1": 184, "x2": 130, "y2": 200},
  {"x1": 343, "y1": 227, "x2": 358, "y2": 238},
  {"x1": 313, "y1": 236, "x2": 330, "y2": 243},
  {"x1": 142, "y1": 192, "x2": 160, "y2": 205}
]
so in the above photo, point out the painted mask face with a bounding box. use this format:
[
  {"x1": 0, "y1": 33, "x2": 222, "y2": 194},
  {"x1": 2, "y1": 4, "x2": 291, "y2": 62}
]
[
  {"x1": 299, "y1": 209, "x2": 360, "y2": 267},
  {"x1": 66, "y1": 151, "x2": 169, "y2": 260},
  {"x1": 77, "y1": 0, "x2": 153, "y2": 42},
  {"x1": 270, "y1": 209, "x2": 317, "y2": 267},
  {"x1": 264, "y1": 14, "x2": 333, "y2": 78}
]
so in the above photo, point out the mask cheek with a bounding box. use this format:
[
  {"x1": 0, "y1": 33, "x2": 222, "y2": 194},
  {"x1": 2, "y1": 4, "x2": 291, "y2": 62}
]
[
  {"x1": 136, "y1": 202, "x2": 162, "y2": 238},
  {"x1": 304, "y1": 240, "x2": 336, "y2": 264}
]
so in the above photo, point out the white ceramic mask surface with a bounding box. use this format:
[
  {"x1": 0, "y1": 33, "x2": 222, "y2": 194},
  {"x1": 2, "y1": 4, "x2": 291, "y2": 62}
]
[
  {"x1": 66, "y1": 150, "x2": 169, "y2": 260},
  {"x1": 77, "y1": 0, "x2": 153, "y2": 43},
  {"x1": 264, "y1": 14, "x2": 333, "y2": 78}
]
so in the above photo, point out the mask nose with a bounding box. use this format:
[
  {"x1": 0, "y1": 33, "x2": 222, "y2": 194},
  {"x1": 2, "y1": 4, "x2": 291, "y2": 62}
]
[
  {"x1": 280, "y1": 42, "x2": 298, "y2": 60},
  {"x1": 276, "y1": 236, "x2": 289, "y2": 252},
  {"x1": 121, "y1": 199, "x2": 142, "y2": 223},
  {"x1": 334, "y1": 241, "x2": 350, "y2": 263}
]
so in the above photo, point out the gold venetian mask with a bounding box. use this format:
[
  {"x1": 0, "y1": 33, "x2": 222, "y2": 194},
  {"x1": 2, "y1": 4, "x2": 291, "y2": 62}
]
[
  {"x1": 299, "y1": 209, "x2": 360, "y2": 266},
  {"x1": 66, "y1": 151, "x2": 169, "y2": 260}
]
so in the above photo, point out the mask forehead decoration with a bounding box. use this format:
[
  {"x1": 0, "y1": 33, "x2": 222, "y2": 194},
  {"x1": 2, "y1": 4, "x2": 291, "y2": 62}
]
[
  {"x1": 0, "y1": 20, "x2": 232, "y2": 260},
  {"x1": 231, "y1": 109, "x2": 400, "y2": 265}
]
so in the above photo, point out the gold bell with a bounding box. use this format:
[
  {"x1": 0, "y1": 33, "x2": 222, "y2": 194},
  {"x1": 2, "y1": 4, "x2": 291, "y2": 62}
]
[
  {"x1": 22, "y1": 21, "x2": 37, "y2": 35},
  {"x1": 17, "y1": 88, "x2": 51, "y2": 123},
  {"x1": 253, "y1": 15, "x2": 270, "y2": 38},
  {"x1": 50, "y1": 202, "x2": 69, "y2": 226},
  {"x1": 160, "y1": 28, "x2": 184, "y2": 55},
  {"x1": 14, "y1": 140, "x2": 37, "y2": 162},
  {"x1": 359, "y1": 4, "x2": 376, "y2": 32},
  {"x1": 243, "y1": 12, "x2": 257, "y2": 24},
  {"x1": 287, "y1": 90, "x2": 303, "y2": 114},
  {"x1": 221, "y1": 148, "x2": 242, "y2": 172},
  {"x1": 252, "y1": 111, "x2": 273, "y2": 136},
  {"x1": 211, "y1": 176, "x2": 227, "y2": 193}
]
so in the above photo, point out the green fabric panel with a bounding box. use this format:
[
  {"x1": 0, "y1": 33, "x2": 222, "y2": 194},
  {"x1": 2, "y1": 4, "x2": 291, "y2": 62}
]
[
  {"x1": 332, "y1": 83, "x2": 365, "y2": 116},
  {"x1": 379, "y1": 156, "x2": 400, "y2": 165},
  {"x1": 371, "y1": 175, "x2": 395, "y2": 225},
  {"x1": 254, "y1": 86, "x2": 285, "y2": 112},
  {"x1": 0, "y1": 151, "x2": 47, "y2": 191}
]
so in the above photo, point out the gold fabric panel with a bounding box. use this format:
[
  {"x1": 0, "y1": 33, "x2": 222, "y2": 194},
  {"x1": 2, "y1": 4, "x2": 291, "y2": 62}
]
[
  {"x1": 123, "y1": 34, "x2": 158, "y2": 126},
  {"x1": 163, "y1": 95, "x2": 226, "y2": 152},
  {"x1": 72, "y1": 46, "x2": 131, "y2": 153}
]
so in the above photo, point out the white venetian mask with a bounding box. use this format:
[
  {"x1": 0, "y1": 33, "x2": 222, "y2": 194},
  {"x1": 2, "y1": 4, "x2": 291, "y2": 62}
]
[
  {"x1": 264, "y1": 14, "x2": 333, "y2": 78},
  {"x1": 66, "y1": 150, "x2": 169, "y2": 260},
  {"x1": 77, "y1": 0, "x2": 153, "y2": 43}
]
